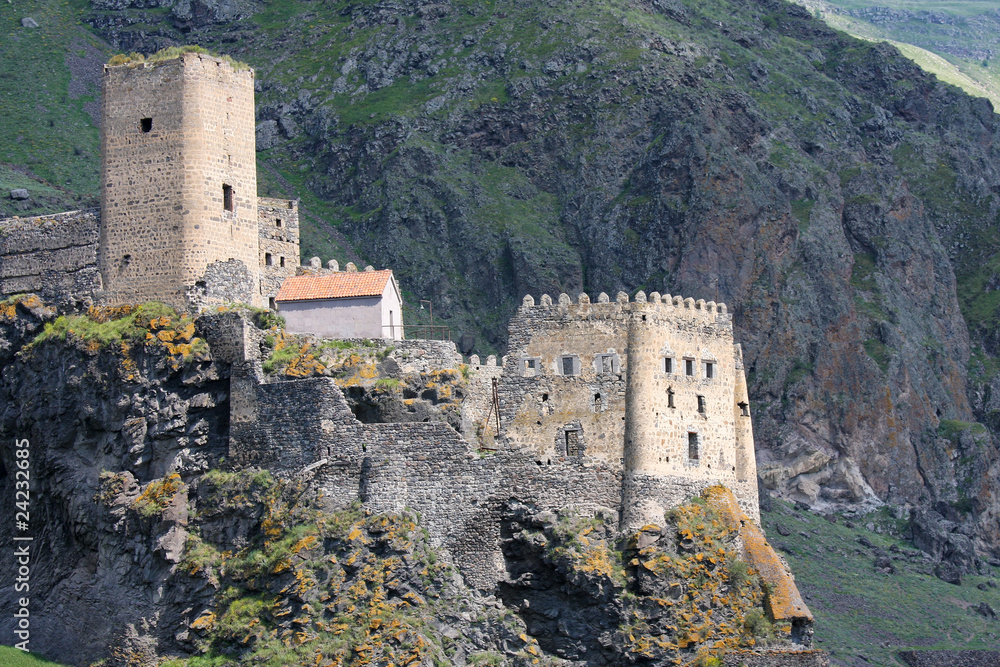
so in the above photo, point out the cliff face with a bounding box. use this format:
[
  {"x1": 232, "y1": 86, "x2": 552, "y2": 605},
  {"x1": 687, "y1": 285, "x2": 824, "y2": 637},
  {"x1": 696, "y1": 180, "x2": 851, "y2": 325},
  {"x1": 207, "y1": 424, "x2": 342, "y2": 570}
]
[
  {"x1": 76, "y1": 0, "x2": 1000, "y2": 554},
  {"x1": 0, "y1": 302, "x2": 820, "y2": 666}
]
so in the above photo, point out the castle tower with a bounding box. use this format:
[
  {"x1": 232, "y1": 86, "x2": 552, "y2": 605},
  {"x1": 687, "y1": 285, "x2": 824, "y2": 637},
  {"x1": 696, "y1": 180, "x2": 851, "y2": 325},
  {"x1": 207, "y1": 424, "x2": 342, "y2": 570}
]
[
  {"x1": 618, "y1": 296, "x2": 759, "y2": 528},
  {"x1": 99, "y1": 52, "x2": 262, "y2": 310}
]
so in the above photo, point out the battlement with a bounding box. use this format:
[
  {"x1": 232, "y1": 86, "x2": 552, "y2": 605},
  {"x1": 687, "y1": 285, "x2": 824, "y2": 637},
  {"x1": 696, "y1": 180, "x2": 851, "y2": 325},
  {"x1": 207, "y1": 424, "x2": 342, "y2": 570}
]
[{"x1": 518, "y1": 291, "x2": 730, "y2": 328}]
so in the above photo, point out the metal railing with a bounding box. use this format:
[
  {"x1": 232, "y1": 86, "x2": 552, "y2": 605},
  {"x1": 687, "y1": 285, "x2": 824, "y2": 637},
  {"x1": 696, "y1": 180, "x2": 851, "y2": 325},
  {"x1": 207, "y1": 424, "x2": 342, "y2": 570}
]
[{"x1": 402, "y1": 324, "x2": 452, "y2": 341}]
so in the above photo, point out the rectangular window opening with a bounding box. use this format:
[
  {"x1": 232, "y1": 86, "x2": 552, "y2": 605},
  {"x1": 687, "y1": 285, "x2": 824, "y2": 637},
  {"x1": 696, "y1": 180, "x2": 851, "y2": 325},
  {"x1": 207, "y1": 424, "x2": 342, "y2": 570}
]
[
  {"x1": 688, "y1": 432, "x2": 700, "y2": 462},
  {"x1": 664, "y1": 357, "x2": 673, "y2": 374},
  {"x1": 685, "y1": 358, "x2": 694, "y2": 376},
  {"x1": 268, "y1": 297, "x2": 276, "y2": 311},
  {"x1": 279, "y1": 256, "x2": 285, "y2": 268},
  {"x1": 223, "y1": 183, "x2": 234, "y2": 212},
  {"x1": 562, "y1": 356, "x2": 577, "y2": 376},
  {"x1": 697, "y1": 395, "x2": 706, "y2": 414},
  {"x1": 265, "y1": 252, "x2": 273, "y2": 266},
  {"x1": 705, "y1": 361, "x2": 715, "y2": 379},
  {"x1": 140, "y1": 117, "x2": 152, "y2": 133},
  {"x1": 275, "y1": 218, "x2": 282, "y2": 227},
  {"x1": 565, "y1": 430, "x2": 580, "y2": 456}
]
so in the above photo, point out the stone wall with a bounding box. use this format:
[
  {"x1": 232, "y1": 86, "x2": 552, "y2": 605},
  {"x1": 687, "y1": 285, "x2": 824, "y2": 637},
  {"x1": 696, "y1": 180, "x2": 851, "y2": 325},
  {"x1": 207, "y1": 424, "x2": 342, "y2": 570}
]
[
  {"x1": 503, "y1": 290, "x2": 760, "y2": 525},
  {"x1": 0, "y1": 209, "x2": 102, "y2": 308},
  {"x1": 460, "y1": 354, "x2": 505, "y2": 446},
  {"x1": 100, "y1": 53, "x2": 261, "y2": 310},
  {"x1": 257, "y1": 197, "x2": 300, "y2": 305}
]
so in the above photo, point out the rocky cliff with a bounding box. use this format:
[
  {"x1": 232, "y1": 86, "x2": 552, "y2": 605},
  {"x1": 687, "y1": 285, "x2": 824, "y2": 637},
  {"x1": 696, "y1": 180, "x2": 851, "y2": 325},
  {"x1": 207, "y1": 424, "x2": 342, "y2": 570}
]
[
  {"x1": 0, "y1": 299, "x2": 822, "y2": 666},
  {"x1": 68, "y1": 0, "x2": 1000, "y2": 561}
]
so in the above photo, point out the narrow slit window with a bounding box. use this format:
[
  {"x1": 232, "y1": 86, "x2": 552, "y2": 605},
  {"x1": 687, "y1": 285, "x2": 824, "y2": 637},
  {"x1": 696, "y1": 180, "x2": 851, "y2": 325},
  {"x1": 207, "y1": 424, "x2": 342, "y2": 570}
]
[
  {"x1": 688, "y1": 432, "x2": 700, "y2": 462},
  {"x1": 223, "y1": 184, "x2": 234, "y2": 211},
  {"x1": 280, "y1": 256, "x2": 285, "y2": 268},
  {"x1": 697, "y1": 395, "x2": 706, "y2": 414},
  {"x1": 685, "y1": 358, "x2": 694, "y2": 376},
  {"x1": 594, "y1": 393, "x2": 602, "y2": 412},
  {"x1": 140, "y1": 117, "x2": 152, "y2": 133}
]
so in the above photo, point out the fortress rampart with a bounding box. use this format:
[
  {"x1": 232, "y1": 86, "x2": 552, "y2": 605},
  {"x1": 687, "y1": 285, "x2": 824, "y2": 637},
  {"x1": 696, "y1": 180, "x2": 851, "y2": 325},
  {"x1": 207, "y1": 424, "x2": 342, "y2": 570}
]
[
  {"x1": 0, "y1": 209, "x2": 101, "y2": 309},
  {"x1": 500, "y1": 291, "x2": 759, "y2": 525}
]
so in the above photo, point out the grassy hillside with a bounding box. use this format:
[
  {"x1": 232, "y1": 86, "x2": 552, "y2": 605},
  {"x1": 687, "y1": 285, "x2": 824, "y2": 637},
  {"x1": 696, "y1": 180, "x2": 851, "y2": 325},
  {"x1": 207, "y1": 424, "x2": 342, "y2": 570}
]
[
  {"x1": 762, "y1": 500, "x2": 1000, "y2": 666},
  {"x1": 798, "y1": 0, "x2": 1000, "y2": 107},
  {"x1": 0, "y1": 0, "x2": 107, "y2": 217},
  {"x1": 0, "y1": 646, "x2": 66, "y2": 666}
]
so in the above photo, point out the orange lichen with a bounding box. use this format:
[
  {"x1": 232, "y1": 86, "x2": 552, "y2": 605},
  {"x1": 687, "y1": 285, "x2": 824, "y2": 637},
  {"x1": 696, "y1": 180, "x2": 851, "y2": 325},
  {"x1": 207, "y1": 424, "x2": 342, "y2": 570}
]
[{"x1": 703, "y1": 486, "x2": 813, "y2": 622}]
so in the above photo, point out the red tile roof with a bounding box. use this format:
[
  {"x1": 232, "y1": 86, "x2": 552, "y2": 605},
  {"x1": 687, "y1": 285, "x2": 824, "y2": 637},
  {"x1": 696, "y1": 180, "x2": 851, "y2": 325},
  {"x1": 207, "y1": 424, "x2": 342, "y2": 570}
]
[{"x1": 275, "y1": 270, "x2": 394, "y2": 302}]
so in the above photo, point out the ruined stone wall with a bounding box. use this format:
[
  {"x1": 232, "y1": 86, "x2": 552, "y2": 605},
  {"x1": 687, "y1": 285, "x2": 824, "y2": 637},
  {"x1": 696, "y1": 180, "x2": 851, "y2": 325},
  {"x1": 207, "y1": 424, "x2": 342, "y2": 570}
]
[
  {"x1": 100, "y1": 53, "x2": 260, "y2": 310},
  {"x1": 499, "y1": 293, "x2": 629, "y2": 464},
  {"x1": 460, "y1": 354, "x2": 504, "y2": 446},
  {"x1": 257, "y1": 197, "x2": 300, "y2": 305},
  {"x1": 0, "y1": 209, "x2": 101, "y2": 308}
]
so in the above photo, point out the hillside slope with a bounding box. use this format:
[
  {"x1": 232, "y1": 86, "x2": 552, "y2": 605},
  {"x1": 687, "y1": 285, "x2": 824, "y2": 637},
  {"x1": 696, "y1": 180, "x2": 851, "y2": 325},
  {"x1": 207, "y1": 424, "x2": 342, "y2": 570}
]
[
  {"x1": 801, "y1": 0, "x2": 1000, "y2": 107},
  {"x1": 3, "y1": 0, "x2": 1000, "y2": 571}
]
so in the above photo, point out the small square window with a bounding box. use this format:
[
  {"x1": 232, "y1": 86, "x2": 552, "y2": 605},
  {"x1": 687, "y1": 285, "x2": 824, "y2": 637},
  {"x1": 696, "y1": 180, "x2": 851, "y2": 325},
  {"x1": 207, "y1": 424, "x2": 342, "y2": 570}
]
[
  {"x1": 140, "y1": 117, "x2": 152, "y2": 133},
  {"x1": 275, "y1": 218, "x2": 282, "y2": 227},
  {"x1": 685, "y1": 358, "x2": 694, "y2": 376},
  {"x1": 664, "y1": 357, "x2": 673, "y2": 374},
  {"x1": 704, "y1": 361, "x2": 715, "y2": 379},
  {"x1": 223, "y1": 184, "x2": 234, "y2": 212}
]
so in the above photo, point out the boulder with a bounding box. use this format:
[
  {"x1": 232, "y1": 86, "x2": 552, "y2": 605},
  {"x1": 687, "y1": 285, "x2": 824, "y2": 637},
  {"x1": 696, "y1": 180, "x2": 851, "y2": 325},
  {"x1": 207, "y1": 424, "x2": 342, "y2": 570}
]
[
  {"x1": 21, "y1": 17, "x2": 39, "y2": 28},
  {"x1": 934, "y1": 560, "x2": 962, "y2": 585},
  {"x1": 9, "y1": 188, "x2": 29, "y2": 200}
]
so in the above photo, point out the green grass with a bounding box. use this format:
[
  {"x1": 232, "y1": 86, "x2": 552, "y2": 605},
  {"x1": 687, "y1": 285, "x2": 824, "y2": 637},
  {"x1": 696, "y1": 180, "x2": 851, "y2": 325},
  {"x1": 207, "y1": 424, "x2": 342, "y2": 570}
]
[
  {"x1": 0, "y1": 647, "x2": 67, "y2": 666},
  {"x1": 762, "y1": 499, "x2": 1000, "y2": 666},
  {"x1": 0, "y1": 0, "x2": 106, "y2": 208},
  {"x1": 31, "y1": 302, "x2": 177, "y2": 348}
]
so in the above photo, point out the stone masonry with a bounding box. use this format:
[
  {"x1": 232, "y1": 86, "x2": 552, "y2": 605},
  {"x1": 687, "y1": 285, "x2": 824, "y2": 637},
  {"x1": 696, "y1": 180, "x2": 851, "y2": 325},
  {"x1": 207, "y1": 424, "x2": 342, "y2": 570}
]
[
  {"x1": 0, "y1": 209, "x2": 101, "y2": 309},
  {"x1": 0, "y1": 52, "x2": 301, "y2": 313},
  {"x1": 501, "y1": 291, "x2": 759, "y2": 527}
]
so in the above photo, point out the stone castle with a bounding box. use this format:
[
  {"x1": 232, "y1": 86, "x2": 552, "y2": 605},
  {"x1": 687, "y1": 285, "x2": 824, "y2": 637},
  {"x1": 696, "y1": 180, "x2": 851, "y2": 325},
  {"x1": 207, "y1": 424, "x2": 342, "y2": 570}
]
[
  {"x1": 0, "y1": 52, "x2": 302, "y2": 312},
  {"x1": 0, "y1": 50, "x2": 812, "y2": 637}
]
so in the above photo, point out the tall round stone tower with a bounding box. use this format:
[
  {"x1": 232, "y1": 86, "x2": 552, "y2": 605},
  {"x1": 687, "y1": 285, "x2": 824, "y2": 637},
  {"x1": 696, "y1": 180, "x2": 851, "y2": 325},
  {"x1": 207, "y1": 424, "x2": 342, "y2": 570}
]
[
  {"x1": 99, "y1": 51, "x2": 262, "y2": 310},
  {"x1": 621, "y1": 295, "x2": 759, "y2": 529}
]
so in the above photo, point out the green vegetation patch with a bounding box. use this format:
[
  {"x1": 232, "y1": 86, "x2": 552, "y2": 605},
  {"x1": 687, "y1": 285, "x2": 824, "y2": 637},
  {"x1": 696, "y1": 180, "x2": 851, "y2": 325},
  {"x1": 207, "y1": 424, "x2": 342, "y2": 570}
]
[
  {"x1": 107, "y1": 45, "x2": 250, "y2": 71},
  {"x1": 761, "y1": 499, "x2": 1000, "y2": 666},
  {"x1": 863, "y1": 338, "x2": 891, "y2": 373},
  {"x1": 0, "y1": 0, "x2": 105, "y2": 208},
  {"x1": 0, "y1": 647, "x2": 67, "y2": 667}
]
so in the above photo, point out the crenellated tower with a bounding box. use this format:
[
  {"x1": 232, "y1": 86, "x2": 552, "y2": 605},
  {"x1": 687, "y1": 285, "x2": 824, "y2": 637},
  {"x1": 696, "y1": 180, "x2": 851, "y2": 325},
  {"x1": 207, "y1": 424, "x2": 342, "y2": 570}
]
[{"x1": 498, "y1": 290, "x2": 759, "y2": 529}]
